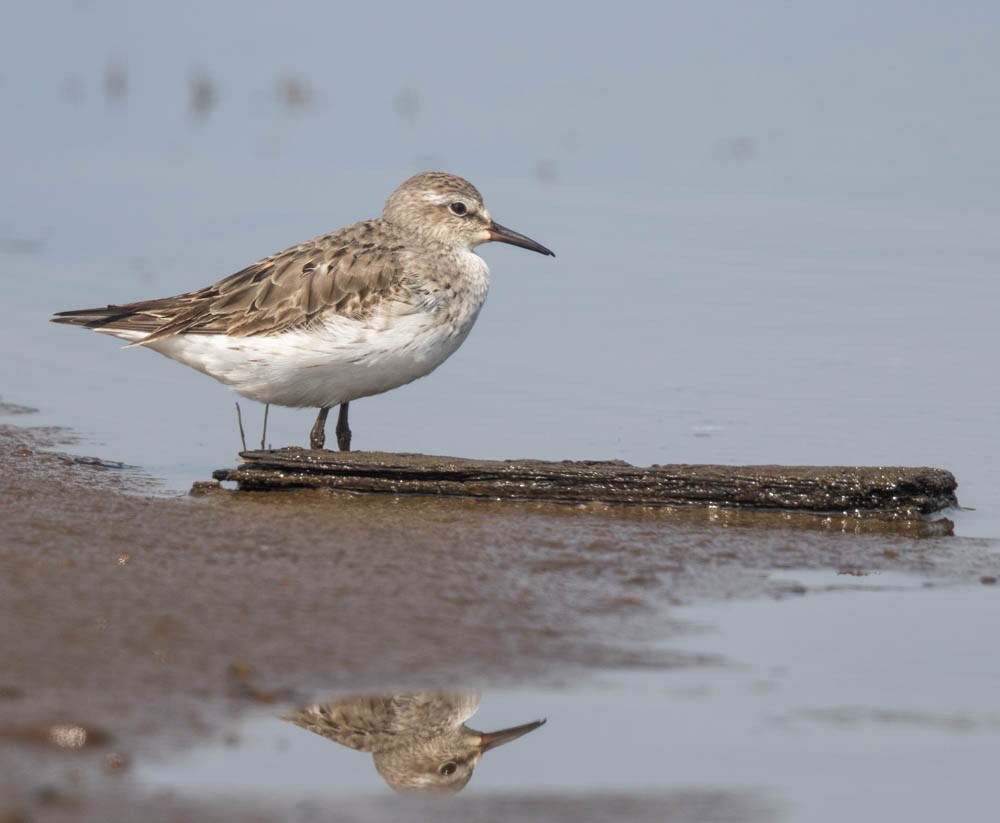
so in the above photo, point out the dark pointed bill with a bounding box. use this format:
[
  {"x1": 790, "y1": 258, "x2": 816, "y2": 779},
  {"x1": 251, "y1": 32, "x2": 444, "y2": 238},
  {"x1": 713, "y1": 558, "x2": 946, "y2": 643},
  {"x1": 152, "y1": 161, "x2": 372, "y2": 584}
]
[
  {"x1": 488, "y1": 222, "x2": 555, "y2": 257},
  {"x1": 478, "y1": 718, "x2": 547, "y2": 753}
]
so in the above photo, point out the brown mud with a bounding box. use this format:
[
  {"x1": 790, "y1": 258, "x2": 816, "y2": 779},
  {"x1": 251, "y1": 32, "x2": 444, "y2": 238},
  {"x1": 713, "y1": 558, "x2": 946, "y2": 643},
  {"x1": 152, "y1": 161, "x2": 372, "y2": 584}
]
[{"x1": 0, "y1": 424, "x2": 996, "y2": 821}]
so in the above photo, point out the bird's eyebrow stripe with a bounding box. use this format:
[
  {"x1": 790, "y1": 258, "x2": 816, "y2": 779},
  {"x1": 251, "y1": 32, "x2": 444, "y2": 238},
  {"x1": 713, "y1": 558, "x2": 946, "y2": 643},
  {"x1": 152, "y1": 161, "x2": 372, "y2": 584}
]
[{"x1": 421, "y1": 192, "x2": 459, "y2": 205}]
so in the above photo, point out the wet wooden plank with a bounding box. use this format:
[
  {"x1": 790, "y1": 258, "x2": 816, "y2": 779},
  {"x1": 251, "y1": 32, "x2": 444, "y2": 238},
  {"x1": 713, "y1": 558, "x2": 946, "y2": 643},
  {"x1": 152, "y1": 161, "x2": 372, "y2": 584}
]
[{"x1": 211, "y1": 449, "x2": 958, "y2": 519}]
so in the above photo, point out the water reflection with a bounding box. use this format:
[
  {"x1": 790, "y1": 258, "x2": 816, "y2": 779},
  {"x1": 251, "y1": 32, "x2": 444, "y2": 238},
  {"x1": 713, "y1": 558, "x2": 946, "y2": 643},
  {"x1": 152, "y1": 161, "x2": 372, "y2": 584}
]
[{"x1": 286, "y1": 690, "x2": 544, "y2": 793}]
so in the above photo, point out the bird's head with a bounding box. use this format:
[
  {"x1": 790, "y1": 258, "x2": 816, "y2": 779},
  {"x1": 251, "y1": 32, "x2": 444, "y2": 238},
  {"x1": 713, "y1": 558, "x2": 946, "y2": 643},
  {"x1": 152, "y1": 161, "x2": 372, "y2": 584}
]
[
  {"x1": 383, "y1": 171, "x2": 554, "y2": 257},
  {"x1": 373, "y1": 717, "x2": 546, "y2": 794}
]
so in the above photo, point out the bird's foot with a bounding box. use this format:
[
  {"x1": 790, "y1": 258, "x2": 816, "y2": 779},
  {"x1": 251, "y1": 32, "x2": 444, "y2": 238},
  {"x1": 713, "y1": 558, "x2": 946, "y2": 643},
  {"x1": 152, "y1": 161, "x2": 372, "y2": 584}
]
[
  {"x1": 310, "y1": 406, "x2": 330, "y2": 451},
  {"x1": 335, "y1": 424, "x2": 351, "y2": 452}
]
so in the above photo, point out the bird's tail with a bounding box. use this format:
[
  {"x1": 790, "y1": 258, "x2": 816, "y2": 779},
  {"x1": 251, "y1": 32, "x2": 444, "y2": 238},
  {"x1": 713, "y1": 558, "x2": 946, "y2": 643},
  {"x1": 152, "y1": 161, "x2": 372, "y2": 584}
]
[
  {"x1": 51, "y1": 305, "x2": 133, "y2": 329},
  {"x1": 51, "y1": 304, "x2": 166, "y2": 346}
]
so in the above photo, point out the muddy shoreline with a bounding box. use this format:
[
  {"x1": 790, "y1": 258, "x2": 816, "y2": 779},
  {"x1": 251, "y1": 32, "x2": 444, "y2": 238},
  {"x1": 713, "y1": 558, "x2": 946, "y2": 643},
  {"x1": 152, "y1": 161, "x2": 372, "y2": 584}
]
[{"x1": 1, "y1": 423, "x2": 997, "y2": 821}]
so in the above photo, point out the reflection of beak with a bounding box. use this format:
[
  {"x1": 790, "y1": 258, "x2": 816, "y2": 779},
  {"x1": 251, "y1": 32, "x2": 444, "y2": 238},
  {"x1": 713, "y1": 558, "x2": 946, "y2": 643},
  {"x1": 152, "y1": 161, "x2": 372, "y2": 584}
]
[
  {"x1": 487, "y1": 222, "x2": 555, "y2": 257},
  {"x1": 478, "y1": 718, "x2": 547, "y2": 753}
]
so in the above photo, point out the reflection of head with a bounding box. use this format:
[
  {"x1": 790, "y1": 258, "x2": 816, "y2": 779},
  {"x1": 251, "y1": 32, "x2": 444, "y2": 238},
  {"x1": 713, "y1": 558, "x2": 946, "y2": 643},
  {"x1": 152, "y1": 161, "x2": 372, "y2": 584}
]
[
  {"x1": 286, "y1": 690, "x2": 545, "y2": 794},
  {"x1": 373, "y1": 732, "x2": 481, "y2": 793}
]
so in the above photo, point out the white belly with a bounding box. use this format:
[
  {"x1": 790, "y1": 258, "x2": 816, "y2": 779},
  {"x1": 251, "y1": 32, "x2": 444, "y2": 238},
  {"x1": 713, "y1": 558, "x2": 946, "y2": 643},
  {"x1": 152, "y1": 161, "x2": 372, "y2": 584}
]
[{"x1": 138, "y1": 303, "x2": 481, "y2": 408}]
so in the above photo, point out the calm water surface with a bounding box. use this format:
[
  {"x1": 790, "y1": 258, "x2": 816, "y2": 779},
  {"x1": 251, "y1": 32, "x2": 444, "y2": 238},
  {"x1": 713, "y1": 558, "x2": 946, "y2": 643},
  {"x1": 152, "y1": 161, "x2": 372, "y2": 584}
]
[{"x1": 139, "y1": 574, "x2": 1000, "y2": 821}]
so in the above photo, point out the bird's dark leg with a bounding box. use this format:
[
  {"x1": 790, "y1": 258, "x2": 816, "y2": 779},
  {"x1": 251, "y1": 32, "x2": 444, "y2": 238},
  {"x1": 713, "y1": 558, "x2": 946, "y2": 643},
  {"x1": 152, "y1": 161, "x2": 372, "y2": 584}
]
[
  {"x1": 235, "y1": 402, "x2": 247, "y2": 452},
  {"x1": 310, "y1": 406, "x2": 330, "y2": 450},
  {"x1": 336, "y1": 402, "x2": 352, "y2": 452},
  {"x1": 260, "y1": 403, "x2": 270, "y2": 450}
]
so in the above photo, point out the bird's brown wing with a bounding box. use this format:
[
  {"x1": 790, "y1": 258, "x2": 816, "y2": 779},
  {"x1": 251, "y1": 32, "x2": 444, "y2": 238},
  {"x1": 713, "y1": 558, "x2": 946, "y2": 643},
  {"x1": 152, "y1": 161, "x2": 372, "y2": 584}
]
[
  {"x1": 286, "y1": 692, "x2": 479, "y2": 748},
  {"x1": 52, "y1": 220, "x2": 406, "y2": 342},
  {"x1": 286, "y1": 696, "x2": 404, "y2": 752}
]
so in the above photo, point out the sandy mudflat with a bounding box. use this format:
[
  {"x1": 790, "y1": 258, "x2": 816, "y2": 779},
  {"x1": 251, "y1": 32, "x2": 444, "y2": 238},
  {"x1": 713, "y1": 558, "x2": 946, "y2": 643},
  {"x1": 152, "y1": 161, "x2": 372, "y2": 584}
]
[{"x1": 1, "y1": 424, "x2": 994, "y2": 822}]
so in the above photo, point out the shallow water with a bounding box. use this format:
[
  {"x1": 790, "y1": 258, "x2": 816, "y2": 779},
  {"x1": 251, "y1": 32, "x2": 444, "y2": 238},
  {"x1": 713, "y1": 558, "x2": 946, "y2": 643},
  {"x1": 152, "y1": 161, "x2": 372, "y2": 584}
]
[
  {"x1": 2, "y1": 3, "x2": 1000, "y2": 821},
  {"x1": 139, "y1": 572, "x2": 1000, "y2": 821}
]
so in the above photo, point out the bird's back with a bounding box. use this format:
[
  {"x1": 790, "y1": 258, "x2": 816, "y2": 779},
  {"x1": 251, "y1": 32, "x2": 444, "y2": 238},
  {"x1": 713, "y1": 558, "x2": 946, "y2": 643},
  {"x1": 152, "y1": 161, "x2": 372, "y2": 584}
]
[{"x1": 52, "y1": 218, "x2": 410, "y2": 344}]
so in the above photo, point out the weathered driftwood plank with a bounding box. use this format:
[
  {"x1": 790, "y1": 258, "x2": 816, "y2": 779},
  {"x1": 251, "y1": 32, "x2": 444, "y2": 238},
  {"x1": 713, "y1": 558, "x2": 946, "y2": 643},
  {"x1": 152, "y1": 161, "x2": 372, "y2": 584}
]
[{"x1": 211, "y1": 449, "x2": 958, "y2": 519}]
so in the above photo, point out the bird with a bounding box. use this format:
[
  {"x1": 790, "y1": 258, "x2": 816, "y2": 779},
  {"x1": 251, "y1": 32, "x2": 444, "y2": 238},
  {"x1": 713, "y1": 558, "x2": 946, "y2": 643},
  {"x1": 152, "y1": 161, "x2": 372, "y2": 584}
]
[
  {"x1": 52, "y1": 172, "x2": 554, "y2": 451},
  {"x1": 286, "y1": 690, "x2": 545, "y2": 793}
]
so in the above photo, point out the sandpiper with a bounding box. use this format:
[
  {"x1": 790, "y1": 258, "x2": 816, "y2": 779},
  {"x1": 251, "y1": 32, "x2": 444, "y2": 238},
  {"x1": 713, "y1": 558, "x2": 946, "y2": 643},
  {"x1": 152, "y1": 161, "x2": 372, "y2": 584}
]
[
  {"x1": 287, "y1": 690, "x2": 545, "y2": 793},
  {"x1": 52, "y1": 172, "x2": 554, "y2": 450}
]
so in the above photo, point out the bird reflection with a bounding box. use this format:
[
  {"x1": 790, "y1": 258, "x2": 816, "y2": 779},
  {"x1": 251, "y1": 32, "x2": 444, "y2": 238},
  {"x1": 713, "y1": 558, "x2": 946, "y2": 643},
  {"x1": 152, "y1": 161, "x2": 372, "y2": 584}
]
[{"x1": 286, "y1": 690, "x2": 544, "y2": 793}]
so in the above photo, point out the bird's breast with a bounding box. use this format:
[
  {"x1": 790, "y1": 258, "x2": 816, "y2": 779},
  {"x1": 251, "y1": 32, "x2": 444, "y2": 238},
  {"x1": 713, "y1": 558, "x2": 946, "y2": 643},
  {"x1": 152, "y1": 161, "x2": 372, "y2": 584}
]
[{"x1": 407, "y1": 247, "x2": 488, "y2": 301}]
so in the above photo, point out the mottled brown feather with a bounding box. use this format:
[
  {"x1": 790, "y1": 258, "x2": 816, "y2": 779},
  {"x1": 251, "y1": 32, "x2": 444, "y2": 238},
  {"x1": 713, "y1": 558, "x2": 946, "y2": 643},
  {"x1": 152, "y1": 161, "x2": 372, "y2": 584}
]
[
  {"x1": 286, "y1": 692, "x2": 480, "y2": 751},
  {"x1": 53, "y1": 220, "x2": 407, "y2": 342}
]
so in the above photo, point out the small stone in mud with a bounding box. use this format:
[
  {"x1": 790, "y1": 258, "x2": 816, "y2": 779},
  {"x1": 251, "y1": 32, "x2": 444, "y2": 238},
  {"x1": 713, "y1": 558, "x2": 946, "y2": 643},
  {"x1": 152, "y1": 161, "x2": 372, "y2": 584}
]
[
  {"x1": 226, "y1": 660, "x2": 254, "y2": 679},
  {"x1": 981, "y1": 576, "x2": 997, "y2": 585},
  {"x1": 104, "y1": 752, "x2": 130, "y2": 774},
  {"x1": 190, "y1": 480, "x2": 224, "y2": 496},
  {"x1": 0, "y1": 723, "x2": 109, "y2": 748}
]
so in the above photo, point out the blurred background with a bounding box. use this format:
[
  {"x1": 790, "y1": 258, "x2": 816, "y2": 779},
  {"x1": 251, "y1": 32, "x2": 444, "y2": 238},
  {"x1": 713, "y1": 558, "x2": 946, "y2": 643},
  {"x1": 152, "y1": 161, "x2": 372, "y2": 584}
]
[{"x1": 2, "y1": 0, "x2": 999, "y2": 534}]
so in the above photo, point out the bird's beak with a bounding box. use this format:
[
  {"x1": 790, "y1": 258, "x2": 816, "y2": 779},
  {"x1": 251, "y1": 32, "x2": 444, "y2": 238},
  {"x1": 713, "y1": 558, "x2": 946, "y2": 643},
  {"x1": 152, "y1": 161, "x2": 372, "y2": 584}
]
[
  {"x1": 478, "y1": 718, "x2": 546, "y2": 753},
  {"x1": 487, "y1": 222, "x2": 555, "y2": 257}
]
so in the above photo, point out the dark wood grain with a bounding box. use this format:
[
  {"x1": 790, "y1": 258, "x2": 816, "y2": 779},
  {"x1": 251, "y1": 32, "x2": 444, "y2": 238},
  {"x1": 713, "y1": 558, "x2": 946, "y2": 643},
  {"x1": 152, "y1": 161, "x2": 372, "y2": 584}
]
[{"x1": 211, "y1": 449, "x2": 958, "y2": 520}]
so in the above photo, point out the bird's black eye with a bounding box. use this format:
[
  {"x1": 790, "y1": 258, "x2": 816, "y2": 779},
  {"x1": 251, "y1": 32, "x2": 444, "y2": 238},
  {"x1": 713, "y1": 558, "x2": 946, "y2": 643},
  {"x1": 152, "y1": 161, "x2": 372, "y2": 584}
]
[
  {"x1": 439, "y1": 761, "x2": 458, "y2": 776},
  {"x1": 448, "y1": 202, "x2": 468, "y2": 216}
]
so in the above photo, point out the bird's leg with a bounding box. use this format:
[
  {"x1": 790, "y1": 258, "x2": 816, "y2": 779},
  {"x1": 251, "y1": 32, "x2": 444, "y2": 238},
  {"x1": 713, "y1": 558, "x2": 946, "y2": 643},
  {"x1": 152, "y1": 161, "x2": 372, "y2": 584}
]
[
  {"x1": 260, "y1": 403, "x2": 270, "y2": 450},
  {"x1": 235, "y1": 402, "x2": 247, "y2": 452},
  {"x1": 310, "y1": 406, "x2": 330, "y2": 450},
  {"x1": 336, "y1": 402, "x2": 352, "y2": 452}
]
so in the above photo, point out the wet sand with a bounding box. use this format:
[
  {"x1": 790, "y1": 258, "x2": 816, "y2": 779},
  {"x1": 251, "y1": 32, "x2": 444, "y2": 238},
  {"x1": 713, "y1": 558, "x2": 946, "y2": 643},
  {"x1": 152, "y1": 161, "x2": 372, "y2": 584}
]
[{"x1": 1, "y1": 423, "x2": 997, "y2": 821}]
